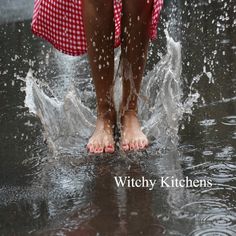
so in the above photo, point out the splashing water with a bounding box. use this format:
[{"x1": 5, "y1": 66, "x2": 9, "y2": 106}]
[
  {"x1": 23, "y1": 30, "x2": 199, "y2": 155},
  {"x1": 24, "y1": 72, "x2": 96, "y2": 155}
]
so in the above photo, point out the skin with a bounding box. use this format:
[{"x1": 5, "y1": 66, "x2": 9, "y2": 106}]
[{"x1": 82, "y1": 0, "x2": 153, "y2": 153}]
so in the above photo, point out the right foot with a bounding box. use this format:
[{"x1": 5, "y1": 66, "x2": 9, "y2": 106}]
[{"x1": 87, "y1": 113, "x2": 116, "y2": 154}]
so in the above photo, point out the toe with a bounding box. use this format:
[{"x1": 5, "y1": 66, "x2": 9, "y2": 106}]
[
  {"x1": 122, "y1": 143, "x2": 129, "y2": 151},
  {"x1": 121, "y1": 138, "x2": 129, "y2": 151},
  {"x1": 129, "y1": 142, "x2": 135, "y2": 150},
  {"x1": 105, "y1": 144, "x2": 115, "y2": 153},
  {"x1": 134, "y1": 140, "x2": 140, "y2": 150},
  {"x1": 94, "y1": 147, "x2": 104, "y2": 153},
  {"x1": 142, "y1": 139, "x2": 148, "y2": 148},
  {"x1": 138, "y1": 140, "x2": 144, "y2": 149},
  {"x1": 144, "y1": 138, "x2": 149, "y2": 146},
  {"x1": 87, "y1": 143, "x2": 92, "y2": 150},
  {"x1": 89, "y1": 145, "x2": 95, "y2": 153},
  {"x1": 138, "y1": 139, "x2": 146, "y2": 149}
]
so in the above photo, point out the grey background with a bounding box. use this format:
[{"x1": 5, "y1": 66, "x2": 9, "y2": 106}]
[{"x1": 0, "y1": 0, "x2": 34, "y2": 23}]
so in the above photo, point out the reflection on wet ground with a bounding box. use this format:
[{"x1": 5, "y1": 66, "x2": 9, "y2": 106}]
[{"x1": 0, "y1": 0, "x2": 236, "y2": 235}]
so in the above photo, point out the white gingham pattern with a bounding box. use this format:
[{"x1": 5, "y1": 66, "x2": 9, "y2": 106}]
[{"x1": 32, "y1": 0, "x2": 163, "y2": 56}]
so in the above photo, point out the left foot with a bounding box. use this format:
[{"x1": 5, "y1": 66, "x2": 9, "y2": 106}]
[{"x1": 120, "y1": 110, "x2": 148, "y2": 151}]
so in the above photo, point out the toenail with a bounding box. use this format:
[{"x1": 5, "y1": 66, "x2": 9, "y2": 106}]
[
  {"x1": 105, "y1": 145, "x2": 115, "y2": 153},
  {"x1": 122, "y1": 144, "x2": 129, "y2": 150}
]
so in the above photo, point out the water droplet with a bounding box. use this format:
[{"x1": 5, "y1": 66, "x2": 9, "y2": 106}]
[
  {"x1": 202, "y1": 150, "x2": 213, "y2": 156},
  {"x1": 199, "y1": 119, "x2": 216, "y2": 126},
  {"x1": 222, "y1": 116, "x2": 236, "y2": 126}
]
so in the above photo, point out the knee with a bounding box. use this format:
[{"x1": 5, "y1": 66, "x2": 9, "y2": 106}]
[
  {"x1": 124, "y1": 0, "x2": 154, "y2": 19},
  {"x1": 83, "y1": 0, "x2": 113, "y2": 12},
  {"x1": 82, "y1": 0, "x2": 113, "y2": 25}
]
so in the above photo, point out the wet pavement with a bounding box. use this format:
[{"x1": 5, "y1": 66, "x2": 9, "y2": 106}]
[{"x1": 0, "y1": 0, "x2": 236, "y2": 235}]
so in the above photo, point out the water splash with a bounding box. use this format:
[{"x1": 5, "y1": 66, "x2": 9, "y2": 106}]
[
  {"x1": 24, "y1": 70, "x2": 95, "y2": 155},
  {"x1": 140, "y1": 29, "x2": 199, "y2": 148},
  {"x1": 23, "y1": 30, "x2": 199, "y2": 155}
]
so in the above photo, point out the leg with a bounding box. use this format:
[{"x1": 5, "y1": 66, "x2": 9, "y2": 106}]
[
  {"x1": 120, "y1": 0, "x2": 153, "y2": 151},
  {"x1": 82, "y1": 0, "x2": 116, "y2": 153}
]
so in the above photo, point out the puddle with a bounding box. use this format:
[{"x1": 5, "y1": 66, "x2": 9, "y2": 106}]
[{"x1": 0, "y1": 0, "x2": 236, "y2": 235}]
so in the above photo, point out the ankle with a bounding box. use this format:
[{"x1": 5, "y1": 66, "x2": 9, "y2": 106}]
[
  {"x1": 119, "y1": 99, "x2": 138, "y2": 116},
  {"x1": 97, "y1": 106, "x2": 116, "y2": 122},
  {"x1": 120, "y1": 110, "x2": 140, "y2": 129},
  {"x1": 121, "y1": 109, "x2": 137, "y2": 116},
  {"x1": 119, "y1": 106, "x2": 138, "y2": 118}
]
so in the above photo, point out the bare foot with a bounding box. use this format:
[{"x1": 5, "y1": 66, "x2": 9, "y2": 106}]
[
  {"x1": 120, "y1": 110, "x2": 148, "y2": 151},
  {"x1": 87, "y1": 113, "x2": 116, "y2": 154}
]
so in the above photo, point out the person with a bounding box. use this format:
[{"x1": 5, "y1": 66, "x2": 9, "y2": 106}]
[{"x1": 32, "y1": 0, "x2": 163, "y2": 154}]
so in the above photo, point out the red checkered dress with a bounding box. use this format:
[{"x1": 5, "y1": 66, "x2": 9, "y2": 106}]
[{"x1": 32, "y1": 0, "x2": 163, "y2": 56}]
